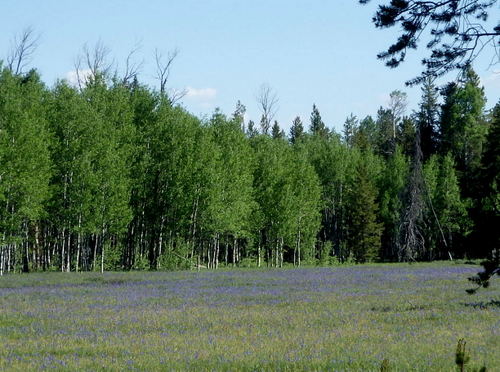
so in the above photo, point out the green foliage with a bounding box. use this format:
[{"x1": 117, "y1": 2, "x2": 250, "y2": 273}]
[
  {"x1": 0, "y1": 57, "x2": 493, "y2": 272},
  {"x1": 343, "y1": 113, "x2": 358, "y2": 148},
  {"x1": 380, "y1": 358, "x2": 391, "y2": 372},
  {"x1": 455, "y1": 338, "x2": 487, "y2": 372},
  {"x1": 467, "y1": 251, "x2": 499, "y2": 294},
  {"x1": 375, "y1": 107, "x2": 395, "y2": 157},
  {"x1": 435, "y1": 154, "x2": 470, "y2": 255},
  {"x1": 353, "y1": 115, "x2": 378, "y2": 151},
  {"x1": 440, "y1": 68, "x2": 488, "y2": 185},
  {"x1": 359, "y1": 0, "x2": 498, "y2": 84},
  {"x1": 309, "y1": 104, "x2": 329, "y2": 138},
  {"x1": 204, "y1": 111, "x2": 255, "y2": 242},
  {"x1": 418, "y1": 77, "x2": 439, "y2": 160},
  {"x1": 347, "y1": 156, "x2": 383, "y2": 262},
  {"x1": 289, "y1": 116, "x2": 304, "y2": 144},
  {"x1": 0, "y1": 68, "x2": 52, "y2": 272},
  {"x1": 379, "y1": 146, "x2": 409, "y2": 259},
  {"x1": 456, "y1": 338, "x2": 471, "y2": 371},
  {"x1": 0, "y1": 69, "x2": 51, "y2": 224}
]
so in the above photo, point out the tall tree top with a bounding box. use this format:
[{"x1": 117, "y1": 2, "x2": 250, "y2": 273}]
[
  {"x1": 290, "y1": 116, "x2": 305, "y2": 144},
  {"x1": 309, "y1": 104, "x2": 329, "y2": 138}
]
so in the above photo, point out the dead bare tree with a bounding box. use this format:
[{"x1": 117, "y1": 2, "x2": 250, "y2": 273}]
[
  {"x1": 388, "y1": 90, "x2": 408, "y2": 139},
  {"x1": 122, "y1": 42, "x2": 144, "y2": 86},
  {"x1": 6, "y1": 27, "x2": 40, "y2": 75},
  {"x1": 398, "y1": 125, "x2": 425, "y2": 262},
  {"x1": 74, "y1": 40, "x2": 113, "y2": 89},
  {"x1": 154, "y1": 48, "x2": 186, "y2": 104},
  {"x1": 256, "y1": 83, "x2": 279, "y2": 134}
]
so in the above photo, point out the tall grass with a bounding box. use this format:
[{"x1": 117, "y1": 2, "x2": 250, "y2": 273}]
[{"x1": 0, "y1": 262, "x2": 498, "y2": 371}]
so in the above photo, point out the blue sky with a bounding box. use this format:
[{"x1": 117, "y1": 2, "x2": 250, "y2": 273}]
[{"x1": 1, "y1": 0, "x2": 498, "y2": 132}]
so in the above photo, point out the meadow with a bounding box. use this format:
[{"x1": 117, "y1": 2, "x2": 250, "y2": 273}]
[{"x1": 0, "y1": 263, "x2": 498, "y2": 371}]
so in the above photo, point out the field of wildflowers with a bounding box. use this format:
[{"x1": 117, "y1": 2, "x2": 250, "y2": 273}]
[{"x1": 0, "y1": 262, "x2": 498, "y2": 371}]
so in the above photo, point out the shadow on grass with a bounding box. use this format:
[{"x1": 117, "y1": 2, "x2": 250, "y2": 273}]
[
  {"x1": 370, "y1": 304, "x2": 428, "y2": 312},
  {"x1": 463, "y1": 300, "x2": 500, "y2": 309}
]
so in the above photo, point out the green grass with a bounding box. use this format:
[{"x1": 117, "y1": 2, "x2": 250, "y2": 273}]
[{"x1": 0, "y1": 262, "x2": 498, "y2": 371}]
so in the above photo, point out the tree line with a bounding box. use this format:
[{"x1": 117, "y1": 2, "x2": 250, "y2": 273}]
[{"x1": 0, "y1": 59, "x2": 498, "y2": 273}]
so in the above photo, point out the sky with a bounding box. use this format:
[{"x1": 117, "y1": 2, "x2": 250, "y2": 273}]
[{"x1": 1, "y1": 0, "x2": 499, "y2": 132}]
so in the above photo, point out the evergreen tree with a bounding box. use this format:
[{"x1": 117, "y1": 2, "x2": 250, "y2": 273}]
[
  {"x1": 440, "y1": 67, "x2": 487, "y2": 187},
  {"x1": 422, "y1": 154, "x2": 441, "y2": 260},
  {"x1": 271, "y1": 120, "x2": 284, "y2": 140},
  {"x1": 418, "y1": 77, "x2": 439, "y2": 160},
  {"x1": 435, "y1": 154, "x2": 470, "y2": 257},
  {"x1": 375, "y1": 107, "x2": 395, "y2": 157},
  {"x1": 232, "y1": 100, "x2": 246, "y2": 131},
  {"x1": 246, "y1": 120, "x2": 258, "y2": 138},
  {"x1": 289, "y1": 116, "x2": 304, "y2": 144},
  {"x1": 472, "y1": 101, "x2": 500, "y2": 258},
  {"x1": 397, "y1": 116, "x2": 416, "y2": 157},
  {"x1": 309, "y1": 104, "x2": 329, "y2": 138},
  {"x1": 347, "y1": 158, "x2": 382, "y2": 262},
  {"x1": 343, "y1": 114, "x2": 358, "y2": 148},
  {"x1": 352, "y1": 115, "x2": 377, "y2": 150}
]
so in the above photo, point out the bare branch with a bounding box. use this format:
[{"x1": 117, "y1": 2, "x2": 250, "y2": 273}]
[
  {"x1": 155, "y1": 48, "x2": 179, "y2": 98},
  {"x1": 73, "y1": 40, "x2": 113, "y2": 88},
  {"x1": 6, "y1": 27, "x2": 40, "y2": 75},
  {"x1": 122, "y1": 41, "x2": 144, "y2": 86},
  {"x1": 256, "y1": 83, "x2": 279, "y2": 134},
  {"x1": 168, "y1": 88, "x2": 188, "y2": 105},
  {"x1": 73, "y1": 56, "x2": 84, "y2": 91},
  {"x1": 389, "y1": 90, "x2": 408, "y2": 138},
  {"x1": 84, "y1": 40, "x2": 112, "y2": 78}
]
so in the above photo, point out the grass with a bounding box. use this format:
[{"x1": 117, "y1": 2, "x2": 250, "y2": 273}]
[{"x1": 0, "y1": 262, "x2": 498, "y2": 371}]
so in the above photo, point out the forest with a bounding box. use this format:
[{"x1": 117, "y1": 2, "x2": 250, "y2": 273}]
[{"x1": 0, "y1": 57, "x2": 498, "y2": 274}]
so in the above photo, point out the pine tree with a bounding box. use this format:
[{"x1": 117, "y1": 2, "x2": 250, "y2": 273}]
[
  {"x1": 352, "y1": 115, "x2": 377, "y2": 150},
  {"x1": 375, "y1": 107, "x2": 395, "y2": 157},
  {"x1": 343, "y1": 114, "x2": 358, "y2": 148},
  {"x1": 476, "y1": 101, "x2": 500, "y2": 256},
  {"x1": 289, "y1": 116, "x2": 304, "y2": 144},
  {"x1": 440, "y1": 67, "x2": 487, "y2": 187},
  {"x1": 347, "y1": 158, "x2": 382, "y2": 263},
  {"x1": 435, "y1": 153, "x2": 469, "y2": 257},
  {"x1": 309, "y1": 104, "x2": 329, "y2": 138},
  {"x1": 271, "y1": 120, "x2": 284, "y2": 140},
  {"x1": 246, "y1": 120, "x2": 258, "y2": 138},
  {"x1": 397, "y1": 117, "x2": 416, "y2": 157},
  {"x1": 232, "y1": 100, "x2": 246, "y2": 131},
  {"x1": 422, "y1": 154, "x2": 441, "y2": 259},
  {"x1": 418, "y1": 77, "x2": 439, "y2": 160}
]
